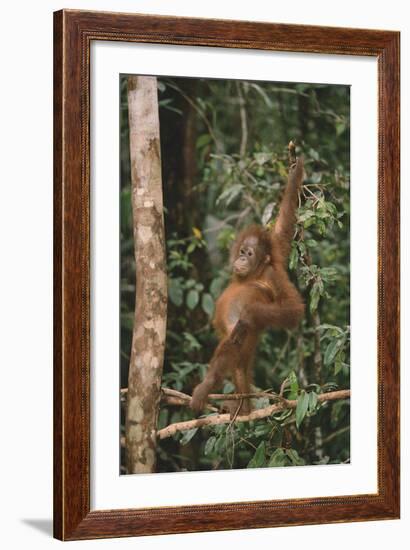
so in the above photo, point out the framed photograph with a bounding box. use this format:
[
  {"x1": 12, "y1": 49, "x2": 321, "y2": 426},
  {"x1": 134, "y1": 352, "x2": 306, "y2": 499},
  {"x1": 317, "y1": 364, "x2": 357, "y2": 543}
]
[{"x1": 54, "y1": 9, "x2": 400, "y2": 540}]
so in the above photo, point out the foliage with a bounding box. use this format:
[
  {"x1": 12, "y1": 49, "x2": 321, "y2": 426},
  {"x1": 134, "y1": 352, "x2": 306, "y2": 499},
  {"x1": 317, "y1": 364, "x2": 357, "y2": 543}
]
[{"x1": 120, "y1": 76, "x2": 350, "y2": 473}]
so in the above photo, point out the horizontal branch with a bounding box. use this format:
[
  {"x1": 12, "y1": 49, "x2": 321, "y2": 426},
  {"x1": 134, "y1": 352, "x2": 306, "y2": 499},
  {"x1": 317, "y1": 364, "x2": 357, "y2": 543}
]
[
  {"x1": 157, "y1": 389, "x2": 350, "y2": 440},
  {"x1": 121, "y1": 386, "x2": 220, "y2": 411},
  {"x1": 121, "y1": 386, "x2": 286, "y2": 404}
]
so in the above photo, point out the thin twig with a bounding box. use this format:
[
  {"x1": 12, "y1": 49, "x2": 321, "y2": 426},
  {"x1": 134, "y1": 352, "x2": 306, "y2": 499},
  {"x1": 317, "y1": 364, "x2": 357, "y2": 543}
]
[
  {"x1": 164, "y1": 80, "x2": 220, "y2": 149},
  {"x1": 237, "y1": 82, "x2": 248, "y2": 157},
  {"x1": 321, "y1": 425, "x2": 350, "y2": 445},
  {"x1": 279, "y1": 378, "x2": 289, "y2": 397}
]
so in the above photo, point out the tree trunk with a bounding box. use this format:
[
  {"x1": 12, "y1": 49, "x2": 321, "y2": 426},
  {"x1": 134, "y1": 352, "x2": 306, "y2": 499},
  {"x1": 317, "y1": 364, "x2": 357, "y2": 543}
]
[{"x1": 125, "y1": 76, "x2": 167, "y2": 474}]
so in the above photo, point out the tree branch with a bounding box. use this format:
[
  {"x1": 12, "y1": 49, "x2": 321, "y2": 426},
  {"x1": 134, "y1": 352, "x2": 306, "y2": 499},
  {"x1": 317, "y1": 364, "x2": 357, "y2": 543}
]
[
  {"x1": 121, "y1": 386, "x2": 286, "y2": 412},
  {"x1": 121, "y1": 386, "x2": 287, "y2": 403},
  {"x1": 237, "y1": 81, "x2": 248, "y2": 157},
  {"x1": 157, "y1": 389, "x2": 350, "y2": 439}
]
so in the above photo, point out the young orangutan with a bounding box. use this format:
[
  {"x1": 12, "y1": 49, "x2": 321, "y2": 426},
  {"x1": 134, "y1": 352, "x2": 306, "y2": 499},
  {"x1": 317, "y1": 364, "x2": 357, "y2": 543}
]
[{"x1": 190, "y1": 148, "x2": 305, "y2": 416}]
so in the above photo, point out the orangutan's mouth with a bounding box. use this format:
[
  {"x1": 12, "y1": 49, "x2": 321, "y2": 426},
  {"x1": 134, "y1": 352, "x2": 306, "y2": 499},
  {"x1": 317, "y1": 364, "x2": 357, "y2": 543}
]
[{"x1": 234, "y1": 265, "x2": 248, "y2": 276}]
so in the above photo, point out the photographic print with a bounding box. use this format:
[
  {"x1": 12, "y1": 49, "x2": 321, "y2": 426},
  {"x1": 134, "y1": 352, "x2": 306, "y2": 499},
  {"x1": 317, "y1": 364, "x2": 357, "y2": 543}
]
[
  {"x1": 120, "y1": 75, "x2": 351, "y2": 475},
  {"x1": 54, "y1": 10, "x2": 400, "y2": 539}
]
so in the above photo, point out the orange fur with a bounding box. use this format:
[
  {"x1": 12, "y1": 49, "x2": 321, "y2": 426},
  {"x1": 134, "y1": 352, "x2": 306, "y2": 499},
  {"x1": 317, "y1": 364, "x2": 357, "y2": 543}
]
[{"x1": 191, "y1": 158, "x2": 305, "y2": 416}]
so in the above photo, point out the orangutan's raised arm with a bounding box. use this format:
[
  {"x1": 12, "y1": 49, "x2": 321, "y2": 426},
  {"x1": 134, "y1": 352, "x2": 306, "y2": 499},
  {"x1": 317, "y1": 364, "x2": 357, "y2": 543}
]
[{"x1": 273, "y1": 144, "x2": 304, "y2": 263}]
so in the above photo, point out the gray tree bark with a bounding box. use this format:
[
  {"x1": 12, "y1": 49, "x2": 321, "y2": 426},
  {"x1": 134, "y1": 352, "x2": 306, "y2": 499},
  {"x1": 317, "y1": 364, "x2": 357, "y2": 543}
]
[{"x1": 125, "y1": 76, "x2": 167, "y2": 474}]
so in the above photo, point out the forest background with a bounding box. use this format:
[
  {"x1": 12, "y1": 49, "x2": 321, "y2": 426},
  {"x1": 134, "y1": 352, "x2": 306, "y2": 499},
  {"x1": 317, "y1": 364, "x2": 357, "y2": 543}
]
[{"x1": 120, "y1": 76, "x2": 351, "y2": 474}]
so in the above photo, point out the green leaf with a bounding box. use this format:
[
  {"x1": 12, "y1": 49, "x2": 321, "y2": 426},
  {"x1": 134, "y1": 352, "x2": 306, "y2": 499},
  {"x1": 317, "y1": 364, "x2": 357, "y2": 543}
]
[
  {"x1": 201, "y1": 293, "x2": 215, "y2": 317},
  {"x1": 268, "y1": 448, "x2": 287, "y2": 467},
  {"x1": 270, "y1": 426, "x2": 283, "y2": 447},
  {"x1": 262, "y1": 202, "x2": 275, "y2": 226},
  {"x1": 311, "y1": 172, "x2": 323, "y2": 184},
  {"x1": 296, "y1": 391, "x2": 309, "y2": 429},
  {"x1": 309, "y1": 148, "x2": 320, "y2": 161},
  {"x1": 334, "y1": 357, "x2": 343, "y2": 375},
  {"x1": 304, "y1": 217, "x2": 316, "y2": 229},
  {"x1": 285, "y1": 448, "x2": 305, "y2": 466},
  {"x1": 289, "y1": 244, "x2": 298, "y2": 270},
  {"x1": 186, "y1": 289, "x2": 199, "y2": 310},
  {"x1": 210, "y1": 277, "x2": 225, "y2": 298},
  {"x1": 288, "y1": 371, "x2": 299, "y2": 399},
  {"x1": 309, "y1": 281, "x2": 321, "y2": 313},
  {"x1": 223, "y1": 381, "x2": 235, "y2": 394},
  {"x1": 187, "y1": 242, "x2": 196, "y2": 254},
  {"x1": 168, "y1": 279, "x2": 183, "y2": 307},
  {"x1": 287, "y1": 371, "x2": 299, "y2": 400},
  {"x1": 320, "y1": 267, "x2": 338, "y2": 282},
  {"x1": 324, "y1": 338, "x2": 345, "y2": 366},
  {"x1": 254, "y1": 152, "x2": 271, "y2": 165},
  {"x1": 254, "y1": 423, "x2": 271, "y2": 437},
  {"x1": 216, "y1": 184, "x2": 243, "y2": 206},
  {"x1": 182, "y1": 332, "x2": 201, "y2": 351},
  {"x1": 298, "y1": 209, "x2": 315, "y2": 223},
  {"x1": 336, "y1": 121, "x2": 346, "y2": 136},
  {"x1": 204, "y1": 436, "x2": 216, "y2": 456},
  {"x1": 180, "y1": 428, "x2": 198, "y2": 445},
  {"x1": 318, "y1": 323, "x2": 344, "y2": 333},
  {"x1": 247, "y1": 441, "x2": 266, "y2": 468},
  {"x1": 157, "y1": 80, "x2": 166, "y2": 92},
  {"x1": 196, "y1": 134, "x2": 212, "y2": 149}
]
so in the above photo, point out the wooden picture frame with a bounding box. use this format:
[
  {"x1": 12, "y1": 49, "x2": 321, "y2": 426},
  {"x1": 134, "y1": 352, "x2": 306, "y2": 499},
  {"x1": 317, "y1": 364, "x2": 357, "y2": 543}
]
[{"x1": 53, "y1": 9, "x2": 400, "y2": 540}]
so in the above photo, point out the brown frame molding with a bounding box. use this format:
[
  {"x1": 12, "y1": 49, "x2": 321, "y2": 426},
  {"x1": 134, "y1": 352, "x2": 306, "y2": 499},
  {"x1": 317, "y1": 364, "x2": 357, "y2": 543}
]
[{"x1": 53, "y1": 9, "x2": 400, "y2": 540}]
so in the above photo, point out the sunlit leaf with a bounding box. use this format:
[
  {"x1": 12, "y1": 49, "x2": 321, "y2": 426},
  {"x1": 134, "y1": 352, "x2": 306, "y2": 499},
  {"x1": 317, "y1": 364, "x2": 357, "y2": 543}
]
[
  {"x1": 262, "y1": 202, "x2": 275, "y2": 225},
  {"x1": 192, "y1": 227, "x2": 202, "y2": 239}
]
